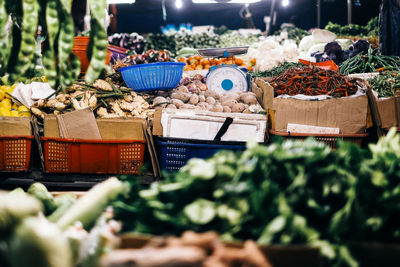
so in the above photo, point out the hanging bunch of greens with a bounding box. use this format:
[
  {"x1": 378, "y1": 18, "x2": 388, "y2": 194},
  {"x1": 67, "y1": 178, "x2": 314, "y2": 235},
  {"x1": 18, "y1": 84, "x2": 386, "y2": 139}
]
[{"x1": 0, "y1": 0, "x2": 108, "y2": 89}]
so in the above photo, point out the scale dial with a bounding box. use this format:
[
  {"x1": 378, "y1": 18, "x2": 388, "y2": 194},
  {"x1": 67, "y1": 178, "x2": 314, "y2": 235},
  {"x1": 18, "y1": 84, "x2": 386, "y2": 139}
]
[{"x1": 206, "y1": 65, "x2": 249, "y2": 94}]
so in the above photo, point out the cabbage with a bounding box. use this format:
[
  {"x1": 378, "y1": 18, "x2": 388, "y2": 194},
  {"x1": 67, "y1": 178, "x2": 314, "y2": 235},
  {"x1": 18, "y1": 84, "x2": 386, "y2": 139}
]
[
  {"x1": 312, "y1": 29, "x2": 336, "y2": 43},
  {"x1": 299, "y1": 35, "x2": 315, "y2": 52},
  {"x1": 336, "y1": 39, "x2": 353, "y2": 50},
  {"x1": 308, "y1": 43, "x2": 328, "y2": 55}
]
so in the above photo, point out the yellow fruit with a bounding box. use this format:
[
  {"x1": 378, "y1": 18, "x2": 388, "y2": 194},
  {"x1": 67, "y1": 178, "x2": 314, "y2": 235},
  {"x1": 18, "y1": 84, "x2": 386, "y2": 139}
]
[
  {"x1": 42, "y1": 76, "x2": 47, "y2": 82},
  {"x1": 12, "y1": 103, "x2": 19, "y2": 110},
  {"x1": 19, "y1": 111, "x2": 31, "y2": 117},
  {"x1": 0, "y1": 90, "x2": 4, "y2": 101},
  {"x1": 0, "y1": 99, "x2": 12, "y2": 110},
  {"x1": 0, "y1": 107, "x2": 11, "y2": 117},
  {"x1": 18, "y1": 105, "x2": 29, "y2": 112},
  {"x1": 10, "y1": 110, "x2": 19, "y2": 117}
]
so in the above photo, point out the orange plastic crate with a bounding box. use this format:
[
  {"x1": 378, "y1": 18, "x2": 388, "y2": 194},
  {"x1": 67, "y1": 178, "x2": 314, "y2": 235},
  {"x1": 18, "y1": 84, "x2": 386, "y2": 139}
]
[
  {"x1": 269, "y1": 130, "x2": 368, "y2": 149},
  {"x1": 42, "y1": 137, "x2": 146, "y2": 174},
  {"x1": 0, "y1": 136, "x2": 33, "y2": 172}
]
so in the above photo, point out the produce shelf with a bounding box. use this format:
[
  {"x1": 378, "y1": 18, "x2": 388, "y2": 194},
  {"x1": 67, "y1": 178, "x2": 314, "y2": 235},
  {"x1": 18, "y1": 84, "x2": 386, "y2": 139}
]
[
  {"x1": 42, "y1": 137, "x2": 146, "y2": 175},
  {"x1": 0, "y1": 136, "x2": 33, "y2": 172}
]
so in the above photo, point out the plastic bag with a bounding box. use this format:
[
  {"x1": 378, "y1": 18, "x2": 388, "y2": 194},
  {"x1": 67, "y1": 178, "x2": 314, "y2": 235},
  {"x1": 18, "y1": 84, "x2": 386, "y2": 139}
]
[{"x1": 380, "y1": 0, "x2": 400, "y2": 56}]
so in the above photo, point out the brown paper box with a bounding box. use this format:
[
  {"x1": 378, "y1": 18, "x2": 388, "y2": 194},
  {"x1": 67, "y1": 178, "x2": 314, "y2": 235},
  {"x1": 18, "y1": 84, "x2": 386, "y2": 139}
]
[
  {"x1": 97, "y1": 118, "x2": 144, "y2": 140},
  {"x1": 57, "y1": 109, "x2": 101, "y2": 139},
  {"x1": 0, "y1": 117, "x2": 32, "y2": 136},
  {"x1": 255, "y1": 78, "x2": 369, "y2": 134},
  {"x1": 367, "y1": 87, "x2": 400, "y2": 129},
  {"x1": 152, "y1": 109, "x2": 163, "y2": 136},
  {"x1": 45, "y1": 115, "x2": 145, "y2": 140}
]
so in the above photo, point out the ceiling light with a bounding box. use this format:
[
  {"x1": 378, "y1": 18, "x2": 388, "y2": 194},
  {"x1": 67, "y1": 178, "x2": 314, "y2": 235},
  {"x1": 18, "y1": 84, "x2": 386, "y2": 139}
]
[
  {"x1": 282, "y1": 0, "x2": 289, "y2": 7},
  {"x1": 107, "y1": 0, "x2": 135, "y2": 4},
  {"x1": 176, "y1": 0, "x2": 183, "y2": 8},
  {"x1": 193, "y1": 0, "x2": 261, "y2": 4}
]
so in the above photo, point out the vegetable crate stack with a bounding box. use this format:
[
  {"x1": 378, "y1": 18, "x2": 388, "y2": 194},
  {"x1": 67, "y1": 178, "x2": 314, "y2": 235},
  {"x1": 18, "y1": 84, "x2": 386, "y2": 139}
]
[
  {"x1": 0, "y1": 117, "x2": 33, "y2": 172},
  {"x1": 42, "y1": 113, "x2": 146, "y2": 175},
  {"x1": 152, "y1": 74, "x2": 267, "y2": 171}
]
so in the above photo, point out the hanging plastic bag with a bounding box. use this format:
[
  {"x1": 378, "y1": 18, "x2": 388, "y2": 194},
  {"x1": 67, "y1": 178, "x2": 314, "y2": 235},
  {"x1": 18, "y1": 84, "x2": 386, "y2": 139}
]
[{"x1": 380, "y1": 0, "x2": 400, "y2": 56}]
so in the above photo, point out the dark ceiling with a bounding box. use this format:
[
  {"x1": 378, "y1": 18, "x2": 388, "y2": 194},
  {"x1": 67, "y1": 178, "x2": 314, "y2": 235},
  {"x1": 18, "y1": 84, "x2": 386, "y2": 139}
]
[{"x1": 113, "y1": 0, "x2": 380, "y2": 34}]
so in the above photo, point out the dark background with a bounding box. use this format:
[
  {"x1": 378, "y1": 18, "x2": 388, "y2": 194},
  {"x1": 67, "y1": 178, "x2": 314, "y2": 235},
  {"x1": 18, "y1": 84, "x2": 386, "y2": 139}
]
[{"x1": 115, "y1": 0, "x2": 381, "y2": 34}]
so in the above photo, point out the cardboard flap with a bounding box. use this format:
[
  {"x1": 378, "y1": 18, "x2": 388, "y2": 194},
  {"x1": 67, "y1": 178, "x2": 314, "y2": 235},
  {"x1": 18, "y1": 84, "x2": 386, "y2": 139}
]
[
  {"x1": 96, "y1": 118, "x2": 145, "y2": 140},
  {"x1": 255, "y1": 78, "x2": 274, "y2": 110},
  {"x1": 0, "y1": 117, "x2": 31, "y2": 136},
  {"x1": 56, "y1": 109, "x2": 101, "y2": 139}
]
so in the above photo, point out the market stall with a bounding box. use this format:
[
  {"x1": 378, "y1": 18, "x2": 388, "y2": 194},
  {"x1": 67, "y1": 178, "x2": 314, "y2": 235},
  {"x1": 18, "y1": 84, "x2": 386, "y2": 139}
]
[{"x1": 1, "y1": 0, "x2": 400, "y2": 266}]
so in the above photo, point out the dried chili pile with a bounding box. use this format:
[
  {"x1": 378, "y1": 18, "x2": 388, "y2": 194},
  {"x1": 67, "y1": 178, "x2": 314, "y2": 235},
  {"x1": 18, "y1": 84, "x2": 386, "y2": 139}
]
[{"x1": 270, "y1": 66, "x2": 358, "y2": 97}]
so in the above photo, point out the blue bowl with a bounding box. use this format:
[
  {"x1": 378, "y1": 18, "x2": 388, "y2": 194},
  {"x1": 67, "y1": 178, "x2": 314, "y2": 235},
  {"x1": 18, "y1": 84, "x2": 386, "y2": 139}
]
[{"x1": 119, "y1": 62, "x2": 185, "y2": 92}]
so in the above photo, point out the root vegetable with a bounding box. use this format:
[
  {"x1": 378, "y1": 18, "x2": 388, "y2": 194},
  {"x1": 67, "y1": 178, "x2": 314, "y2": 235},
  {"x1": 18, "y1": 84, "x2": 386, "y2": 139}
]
[
  {"x1": 71, "y1": 99, "x2": 84, "y2": 110},
  {"x1": 93, "y1": 79, "x2": 113, "y2": 92},
  {"x1": 240, "y1": 92, "x2": 258, "y2": 105},
  {"x1": 197, "y1": 102, "x2": 210, "y2": 110},
  {"x1": 243, "y1": 108, "x2": 252, "y2": 114},
  {"x1": 176, "y1": 86, "x2": 189, "y2": 93},
  {"x1": 153, "y1": 96, "x2": 167, "y2": 108},
  {"x1": 172, "y1": 99, "x2": 185, "y2": 108},
  {"x1": 97, "y1": 108, "x2": 119, "y2": 118},
  {"x1": 88, "y1": 95, "x2": 97, "y2": 109},
  {"x1": 198, "y1": 83, "x2": 208, "y2": 91},
  {"x1": 166, "y1": 104, "x2": 177, "y2": 109},
  {"x1": 141, "y1": 102, "x2": 150, "y2": 110},
  {"x1": 223, "y1": 106, "x2": 231, "y2": 113},
  {"x1": 189, "y1": 94, "x2": 199, "y2": 105},
  {"x1": 112, "y1": 102, "x2": 125, "y2": 116},
  {"x1": 249, "y1": 104, "x2": 263, "y2": 113},
  {"x1": 204, "y1": 90, "x2": 219, "y2": 98},
  {"x1": 232, "y1": 103, "x2": 246, "y2": 113},
  {"x1": 206, "y1": 97, "x2": 216, "y2": 105},
  {"x1": 211, "y1": 104, "x2": 223, "y2": 113},
  {"x1": 193, "y1": 74, "x2": 203, "y2": 81},
  {"x1": 124, "y1": 94, "x2": 133, "y2": 102},
  {"x1": 186, "y1": 83, "x2": 197, "y2": 92},
  {"x1": 221, "y1": 99, "x2": 237, "y2": 108},
  {"x1": 180, "y1": 104, "x2": 196, "y2": 109},
  {"x1": 173, "y1": 92, "x2": 191, "y2": 102},
  {"x1": 31, "y1": 107, "x2": 45, "y2": 118},
  {"x1": 199, "y1": 95, "x2": 206, "y2": 102}
]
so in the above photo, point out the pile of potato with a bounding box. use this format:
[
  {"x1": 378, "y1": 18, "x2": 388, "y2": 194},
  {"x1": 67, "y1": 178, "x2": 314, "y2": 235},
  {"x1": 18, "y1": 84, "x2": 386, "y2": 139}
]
[{"x1": 152, "y1": 75, "x2": 264, "y2": 114}]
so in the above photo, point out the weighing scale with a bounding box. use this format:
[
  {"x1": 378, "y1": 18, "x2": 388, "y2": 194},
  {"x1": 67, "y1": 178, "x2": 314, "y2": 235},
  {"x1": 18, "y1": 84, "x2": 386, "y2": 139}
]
[{"x1": 197, "y1": 46, "x2": 251, "y2": 94}]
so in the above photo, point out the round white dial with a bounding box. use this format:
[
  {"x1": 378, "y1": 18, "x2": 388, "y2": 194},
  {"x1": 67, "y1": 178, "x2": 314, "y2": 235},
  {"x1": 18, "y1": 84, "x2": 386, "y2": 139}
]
[{"x1": 206, "y1": 66, "x2": 248, "y2": 94}]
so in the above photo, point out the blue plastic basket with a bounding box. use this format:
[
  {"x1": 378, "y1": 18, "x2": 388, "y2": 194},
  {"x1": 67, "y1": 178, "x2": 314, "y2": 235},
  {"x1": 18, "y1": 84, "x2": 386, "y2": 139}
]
[
  {"x1": 156, "y1": 137, "x2": 246, "y2": 171},
  {"x1": 119, "y1": 62, "x2": 185, "y2": 92}
]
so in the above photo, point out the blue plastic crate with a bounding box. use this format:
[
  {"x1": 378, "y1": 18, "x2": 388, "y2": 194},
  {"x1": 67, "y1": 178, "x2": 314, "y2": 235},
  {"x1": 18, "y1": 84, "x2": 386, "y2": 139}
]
[
  {"x1": 119, "y1": 62, "x2": 185, "y2": 92},
  {"x1": 156, "y1": 137, "x2": 246, "y2": 171}
]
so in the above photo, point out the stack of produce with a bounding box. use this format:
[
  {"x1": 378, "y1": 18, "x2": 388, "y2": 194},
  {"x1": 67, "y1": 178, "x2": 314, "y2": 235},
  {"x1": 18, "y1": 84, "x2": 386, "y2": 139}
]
[
  {"x1": 108, "y1": 32, "x2": 146, "y2": 54},
  {"x1": 242, "y1": 39, "x2": 299, "y2": 72},
  {"x1": 103, "y1": 231, "x2": 272, "y2": 267},
  {"x1": 368, "y1": 71, "x2": 400, "y2": 97},
  {"x1": 0, "y1": 84, "x2": 30, "y2": 117},
  {"x1": 113, "y1": 129, "x2": 400, "y2": 266},
  {"x1": 270, "y1": 66, "x2": 359, "y2": 97},
  {"x1": 151, "y1": 74, "x2": 264, "y2": 114},
  {"x1": 0, "y1": 178, "x2": 127, "y2": 267},
  {"x1": 272, "y1": 26, "x2": 309, "y2": 45},
  {"x1": 109, "y1": 49, "x2": 173, "y2": 86},
  {"x1": 145, "y1": 32, "x2": 220, "y2": 57},
  {"x1": 250, "y1": 62, "x2": 304, "y2": 78},
  {"x1": 325, "y1": 17, "x2": 379, "y2": 37},
  {"x1": 30, "y1": 79, "x2": 152, "y2": 119},
  {"x1": 339, "y1": 48, "x2": 400, "y2": 75},
  {"x1": 217, "y1": 32, "x2": 264, "y2": 48},
  {"x1": 178, "y1": 55, "x2": 251, "y2": 71}
]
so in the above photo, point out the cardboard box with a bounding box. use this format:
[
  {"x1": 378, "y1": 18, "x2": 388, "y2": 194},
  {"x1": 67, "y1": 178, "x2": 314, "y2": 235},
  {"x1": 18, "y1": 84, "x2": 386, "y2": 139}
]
[
  {"x1": 153, "y1": 108, "x2": 267, "y2": 143},
  {"x1": 0, "y1": 117, "x2": 31, "y2": 136},
  {"x1": 44, "y1": 115, "x2": 145, "y2": 140},
  {"x1": 367, "y1": 89, "x2": 400, "y2": 129},
  {"x1": 254, "y1": 78, "x2": 369, "y2": 134}
]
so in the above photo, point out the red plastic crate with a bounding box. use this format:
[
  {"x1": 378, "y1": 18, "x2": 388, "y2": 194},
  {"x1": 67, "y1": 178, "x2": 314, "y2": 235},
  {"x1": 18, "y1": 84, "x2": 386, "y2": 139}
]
[
  {"x1": 42, "y1": 137, "x2": 146, "y2": 174},
  {"x1": 0, "y1": 136, "x2": 33, "y2": 172}
]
